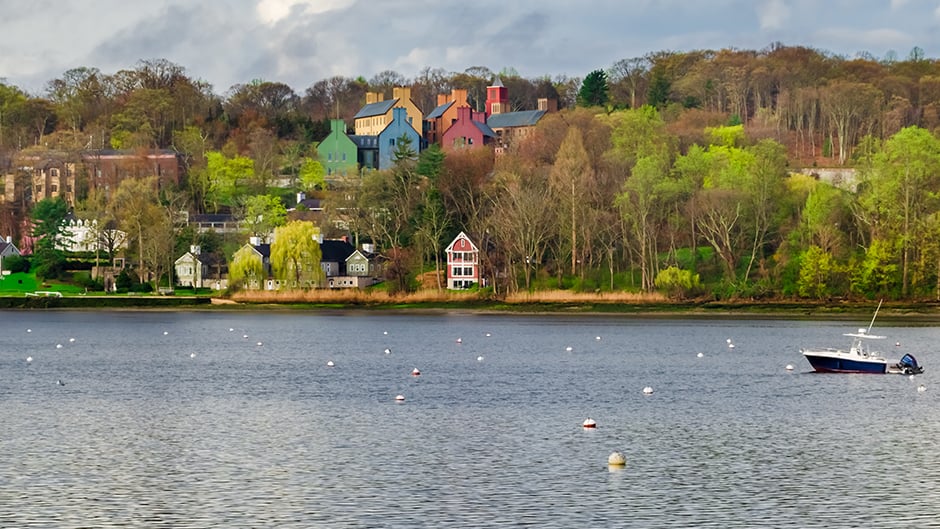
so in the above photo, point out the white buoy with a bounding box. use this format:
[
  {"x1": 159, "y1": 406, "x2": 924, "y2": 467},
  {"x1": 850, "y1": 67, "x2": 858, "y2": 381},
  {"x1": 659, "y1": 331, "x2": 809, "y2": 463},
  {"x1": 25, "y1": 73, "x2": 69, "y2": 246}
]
[
  {"x1": 697, "y1": 352, "x2": 704, "y2": 358},
  {"x1": 69, "y1": 338, "x2": 75, "y2": 343},
  {"x1": 477, "y1": 355, "x2": 484, "y2": 362},
  {"x1": 395, "y1": 394, "x2": 405, "y2": 402},
  {"x1": 242, "y1": 334, "x2": 249, "y2": 339},
  {"x1": 256, "y1": 341, "x2": 263, "y2": 346},
  {"x1": 608, "y1": 451, "x2": 626, "y2": 467},
  {"x1": 896, "y1": 342, "x2": 901, "y2": 347},
  {"x1": 728, "y1": 343, "x2": 735, "y2": 349},
  {"x1": 412, "y1": 368, "x2": 421, "y2": 376},
  {"x1": 26, "y1": 329, "x2": 32, "y2": 333},
  {"x1": 163, "y1": 331, "x2": 168, "y2": 335},
  {"x1": 55, "y1": 344, "x2": 62, "y2": 349},
  {"x1": 456, "y1": 337, "x2": 462, "y2": 344},
  {"x1": 26, "y1": 356, "x2": 32, "y2": 363},
  {"x1": 565, "y1": 346, "x2": 573, "y2": 352},
  {"x1": 326, "y1": 360, "x2": 335, "y2": 367},
  {"x1": 229, "y1": 328, "x2": 234, "y2": 332},
  {"x1": 485, "y1": 333, "x2": 491, "y2": 337},
  {"x1": 384, "y1": 348, "x2": 391, "y2": 354},
  {"x1": 190, "y1": 352, "x2": 196, "y2": 359},
  {"x1": 918, "y1": 384, "x2": 927, "y2": 393},
  {"x1": 596, "y1": 336, "x2": 601, "y2": 341},
  {"x1": 786, "y1": 364, "x2": 794, "y2": 371},
  {"x1": 727, "y1": 338, "x2": 732, "y2": 344},
  {"x1": 383, "y1": 331, "x2": 388, "y2": 335},
  {"x1": 642, "y1": 386, "x2": 654, "y2": 395},
  {"x1": 582, "y1": 418, "x2": 597, "y2": 429},
  {"x1": 56, "y1": 379, "x2": 65, "y2": 386}
]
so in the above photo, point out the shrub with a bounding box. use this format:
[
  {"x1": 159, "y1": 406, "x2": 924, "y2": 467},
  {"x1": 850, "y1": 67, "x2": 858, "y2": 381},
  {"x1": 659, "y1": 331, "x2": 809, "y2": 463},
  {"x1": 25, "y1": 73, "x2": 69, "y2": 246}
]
[
  {"x1": 655, "y1": 266, "x2": 701, "y2": 299},
  {"x1": 2, "y1": 255, "x2": 30, "y2": 273}
]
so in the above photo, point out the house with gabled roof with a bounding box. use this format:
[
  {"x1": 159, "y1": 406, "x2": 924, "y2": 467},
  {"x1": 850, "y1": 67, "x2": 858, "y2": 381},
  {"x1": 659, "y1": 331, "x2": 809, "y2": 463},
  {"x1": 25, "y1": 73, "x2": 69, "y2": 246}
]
[
  {"x1": 424, "y1": 88, "x2": 469, "y2": 146},
  {"x1": 353, "y1": 87, "x2": 423, "y2": 137},
  {"x1": 0, "y1": 236, "x2": 21, "y2": 275},
  {"x1": 318, "y1": 119, "x2": 359, "y2": 179},
  {"x1": 376, "y1": 107, "x2": 422, "y2": 170},
  {"x1": 442, "y1": 106, "x2": 496, "y2": 152},
  {"x1": 232, "y1": 237, "x2": 272, "y2": 290},
  {"x1": 483, "y1": 77, "x2": 554, "y2": 152},
  {"x1": 319, "y1": 238, "x2": 356, "y2": 279},
  {"x1": 175, "y1": 245, "x2": 209, "y2": 288},
  {"x1": 445, "y1": 232, "x2": 480, "y2": 290}
]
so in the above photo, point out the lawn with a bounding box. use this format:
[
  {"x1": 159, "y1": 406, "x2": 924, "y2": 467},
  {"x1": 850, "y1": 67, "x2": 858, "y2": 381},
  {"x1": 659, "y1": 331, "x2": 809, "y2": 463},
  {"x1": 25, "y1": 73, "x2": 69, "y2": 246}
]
[{"x1": 0, "y1": 272, "x2": 85, "y2": 295}]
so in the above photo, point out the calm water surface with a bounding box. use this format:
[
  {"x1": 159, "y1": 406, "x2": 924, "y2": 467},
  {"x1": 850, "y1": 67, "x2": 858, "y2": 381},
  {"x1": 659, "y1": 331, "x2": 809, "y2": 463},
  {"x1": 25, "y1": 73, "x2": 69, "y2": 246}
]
[{"x1": 1, "y1": 310, "x2": 939, "y2": 528}]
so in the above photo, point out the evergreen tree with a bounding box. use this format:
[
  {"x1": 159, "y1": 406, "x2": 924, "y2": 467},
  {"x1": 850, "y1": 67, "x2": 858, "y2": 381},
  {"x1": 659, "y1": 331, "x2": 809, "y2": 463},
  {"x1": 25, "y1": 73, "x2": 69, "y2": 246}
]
[{"x1": 577, "y1": 70, "x2": 609, "y2": 107}]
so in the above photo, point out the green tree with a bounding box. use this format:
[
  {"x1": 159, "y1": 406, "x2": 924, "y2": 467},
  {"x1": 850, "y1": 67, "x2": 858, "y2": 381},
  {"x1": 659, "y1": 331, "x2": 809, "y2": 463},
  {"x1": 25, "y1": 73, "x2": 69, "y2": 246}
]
[
  {"x1": 30, "y1": 197, "x2": 70, "y2": 280},
  {"x1": 856, "y1": 126, "x2": 940, "y2": 297},
  {"x1": 237, "y1": 194, "x2": 287, "y2": 241},
  {"x1": 654, "y1": 266, "x2": 701, "y2": 299},
  {"x1": 577, "y1": 69, "x2": 609, "y2": 107},
  {"x1": 206, "y1": 151, "x2": 255, "y2": 211},
  {"x1": 298, "y1": 157, "x2": 326, "y2": 191},
  {"x1": 270, "y1": 220, "x2": 323, "y2": 288},
  {"x1": 797, "y1": 245, "x2": 834, "y2": 298}
]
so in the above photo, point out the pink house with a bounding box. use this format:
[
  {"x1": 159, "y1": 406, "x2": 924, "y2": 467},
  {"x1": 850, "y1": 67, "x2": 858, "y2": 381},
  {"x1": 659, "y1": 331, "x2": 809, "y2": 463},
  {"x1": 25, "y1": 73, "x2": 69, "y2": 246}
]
[
  {"x1": 441, "y1": 107, "x2": 497, "y2": 152},
  {"x1": 445, "y1": 231, "x2": 480, "y2": 289}
]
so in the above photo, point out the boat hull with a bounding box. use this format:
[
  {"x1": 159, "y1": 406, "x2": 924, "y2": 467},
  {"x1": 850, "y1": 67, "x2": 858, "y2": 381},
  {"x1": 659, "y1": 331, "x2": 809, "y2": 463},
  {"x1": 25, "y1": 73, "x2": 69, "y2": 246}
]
[{"x1": 803, "y1": 353, "x2": 887, "y2": 374}]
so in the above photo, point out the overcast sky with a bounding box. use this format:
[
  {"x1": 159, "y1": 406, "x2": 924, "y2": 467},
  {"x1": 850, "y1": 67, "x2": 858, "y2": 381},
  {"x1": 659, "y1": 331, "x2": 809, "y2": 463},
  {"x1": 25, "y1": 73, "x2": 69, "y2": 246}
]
[{"x1": 1, "y1": 0, "x2": 938, "y2": 95}]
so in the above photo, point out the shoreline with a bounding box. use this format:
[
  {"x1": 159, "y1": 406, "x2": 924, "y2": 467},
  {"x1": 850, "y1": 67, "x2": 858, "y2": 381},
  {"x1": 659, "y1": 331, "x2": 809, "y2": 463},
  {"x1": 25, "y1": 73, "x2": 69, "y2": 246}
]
[{"x1": 3, "y1": 295, "x2": 940, "y2": 322}]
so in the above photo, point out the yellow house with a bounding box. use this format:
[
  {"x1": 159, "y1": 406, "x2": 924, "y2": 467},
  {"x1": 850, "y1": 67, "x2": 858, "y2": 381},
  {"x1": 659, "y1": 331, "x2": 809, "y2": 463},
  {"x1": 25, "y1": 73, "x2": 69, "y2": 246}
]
[{"x1": 353, "y1": 87, "x2": 423, "y2": 136}]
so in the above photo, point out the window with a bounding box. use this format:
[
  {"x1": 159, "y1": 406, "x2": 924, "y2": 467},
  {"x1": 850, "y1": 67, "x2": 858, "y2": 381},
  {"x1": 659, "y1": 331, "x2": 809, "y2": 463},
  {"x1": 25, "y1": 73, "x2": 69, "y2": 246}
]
[
  {"x1": 51, "y1": 185, "x2": 58, "y2": 193},
  {"x1": 341, "y1": 153, "x2": 346, "y2": 161},
  {"x1": 463, "y1": 267, "x2": 473, "y2": 276},
  {"x1": 328, "y1": 153, "x2": 333, "y2": 161},
  {"x1": 389, "y1": 138, "x2": 396, "y2": 147}
]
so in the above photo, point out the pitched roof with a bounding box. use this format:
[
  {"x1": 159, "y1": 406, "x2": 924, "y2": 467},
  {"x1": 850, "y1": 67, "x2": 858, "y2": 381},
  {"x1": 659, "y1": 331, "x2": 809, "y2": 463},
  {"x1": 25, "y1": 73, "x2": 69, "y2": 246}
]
[
  {"x1": 473, "y1": 121, "x2": 497, "y2": 138},
  {"x1": 320, "y1": 239, "x2": 355, "y2": 262},
  {"x1": 490, "y1": 77, "x2": 504, "y2": 88},
  {"x1": 0, "y1": 240, "x2": 16, "y2": 255},
  {"x1": 487, "y1": 110, "x2": 546, "y2": 129},
  {"x1": 426, "y1": 101, "x2": 453, "y2": 119},
  {"x1": 251, "y1": 243, "x2": 271, "y2": 258},
  {"x1": 353, "y1": 99, "x2": 398, "y2": 119}
]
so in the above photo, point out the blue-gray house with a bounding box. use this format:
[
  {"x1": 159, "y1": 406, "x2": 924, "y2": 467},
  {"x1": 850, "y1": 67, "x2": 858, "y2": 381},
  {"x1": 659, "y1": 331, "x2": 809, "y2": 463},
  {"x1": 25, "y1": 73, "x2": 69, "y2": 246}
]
[{"x1": 377, "y1": 107, "x2": 422, "y2": 170}]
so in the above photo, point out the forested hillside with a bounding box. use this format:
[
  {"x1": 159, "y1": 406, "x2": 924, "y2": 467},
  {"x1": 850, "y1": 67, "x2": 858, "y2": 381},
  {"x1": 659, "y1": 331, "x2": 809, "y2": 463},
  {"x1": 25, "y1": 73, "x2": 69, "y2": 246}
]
[{"x1": 2, "y1": 44, "x2": 940, "y2": 300}]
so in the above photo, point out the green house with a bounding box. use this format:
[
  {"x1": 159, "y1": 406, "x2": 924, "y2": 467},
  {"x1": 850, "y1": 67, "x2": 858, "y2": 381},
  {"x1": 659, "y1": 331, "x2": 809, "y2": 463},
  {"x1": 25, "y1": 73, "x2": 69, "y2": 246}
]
[{"x1": 319, "y1": 119, "x2": 359, "y2": 180}]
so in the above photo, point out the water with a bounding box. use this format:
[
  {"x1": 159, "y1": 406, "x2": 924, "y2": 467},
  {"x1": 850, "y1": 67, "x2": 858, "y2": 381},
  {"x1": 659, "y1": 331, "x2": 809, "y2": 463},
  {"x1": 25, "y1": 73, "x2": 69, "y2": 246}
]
[{"x1": 1, "y1": 310, "x2": 939, "y2": 528}]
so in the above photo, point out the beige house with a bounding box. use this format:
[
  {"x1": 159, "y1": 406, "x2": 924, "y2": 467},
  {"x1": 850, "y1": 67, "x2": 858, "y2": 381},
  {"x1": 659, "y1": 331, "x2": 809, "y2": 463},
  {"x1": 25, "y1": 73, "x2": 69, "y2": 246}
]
[{"x1": 353, "y1": 87, "x2": 423, "y2": 136}]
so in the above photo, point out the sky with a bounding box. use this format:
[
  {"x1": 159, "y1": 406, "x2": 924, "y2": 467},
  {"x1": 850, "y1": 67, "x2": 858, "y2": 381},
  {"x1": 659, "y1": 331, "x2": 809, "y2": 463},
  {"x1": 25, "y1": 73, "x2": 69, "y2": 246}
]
[{"x1": 1, "y1": 0, "x2": 938, "y2": 96}]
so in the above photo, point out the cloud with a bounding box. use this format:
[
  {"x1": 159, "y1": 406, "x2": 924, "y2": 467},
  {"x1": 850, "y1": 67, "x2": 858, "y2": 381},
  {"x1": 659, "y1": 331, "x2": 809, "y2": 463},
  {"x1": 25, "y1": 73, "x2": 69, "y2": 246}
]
[{"x1": 758, "y1": 0, "x2": 790, "y2": 30}]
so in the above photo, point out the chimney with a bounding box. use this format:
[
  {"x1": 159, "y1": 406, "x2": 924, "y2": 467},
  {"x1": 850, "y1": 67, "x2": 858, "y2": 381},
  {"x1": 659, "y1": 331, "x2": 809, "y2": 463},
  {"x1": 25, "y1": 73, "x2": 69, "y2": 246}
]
[
  {"x1": 366, "y1": 92, "x2": 379, "y2": 104},
  {"x1": 190, "y1": 245, "x2": 201, "y2": 255},
  {"x1": 392, "y1": 86, "x2": 411, "y2": 103},
  {"x1": 537, "y1": 98, "x2": 558, "y2": 112},
  {"x1": 297, "y1": 191, "x2": 306, "y2": 204},
  {"x1": 5, "y1": 236, "x2": 10, "y2": 244},
  {"x1": 452, "y1": 88, "x2": 468, "y2": 107},
  {"x1": 437, "y1": 94, "x2": 448, "y2": 107},
  {"x1": 249, "y1": 236, "x2": 261, "y2": 246}
]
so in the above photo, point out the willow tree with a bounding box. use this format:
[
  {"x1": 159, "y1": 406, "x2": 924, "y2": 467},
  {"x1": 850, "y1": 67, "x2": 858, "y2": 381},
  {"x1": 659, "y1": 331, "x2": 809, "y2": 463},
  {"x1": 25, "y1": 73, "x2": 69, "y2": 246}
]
[{"x1": 270, "y1": 220, "x2": 323, "y2": 289}]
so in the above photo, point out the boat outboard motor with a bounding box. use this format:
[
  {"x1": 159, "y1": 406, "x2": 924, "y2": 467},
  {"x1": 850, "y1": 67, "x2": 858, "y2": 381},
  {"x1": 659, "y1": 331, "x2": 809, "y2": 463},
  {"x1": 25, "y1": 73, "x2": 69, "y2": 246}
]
[{"x1": 896, "y1": 354, "x2": 924, "y2": 375}]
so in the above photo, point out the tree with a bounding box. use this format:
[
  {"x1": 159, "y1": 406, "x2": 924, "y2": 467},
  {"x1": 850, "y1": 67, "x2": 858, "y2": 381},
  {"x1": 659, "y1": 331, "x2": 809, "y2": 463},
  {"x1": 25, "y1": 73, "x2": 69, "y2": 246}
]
[
  {"x1": 30, "y1": 197, "x2": 70, "y2": 280},
  {"x1": 549, "y1": 127, "x2": 593, "y2": 276},
  {"x1": 577, "y1": 69, "x2": 609, "y2": 108},
  {"x1": 206, "y1": 151, "x2": 255, "y2": 211},
  {"x1": 229, "y1": 245, "x2": 266, "y2": 289},
  {"x1": 798, "y1": 245, "x2": 834, "y2": 298},
  {"x1": 298, "y1": 157, "x2": 326, "y2": 191},
  {"x1": 109, "y1": 177, "x2": 162, "y2": 283},
  {"x1": 270, "y1": 220, "x2": 323, "y2": 288},
  {"x1": 856, "y1": 126, "x2": 940, "y2": 297},
  {"x1": 237, "y1": 194, "x2": 287, "y2": 241}
]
